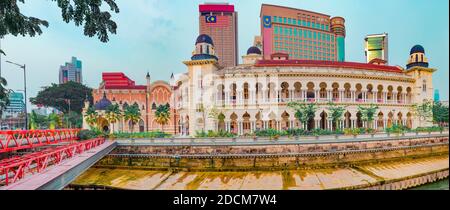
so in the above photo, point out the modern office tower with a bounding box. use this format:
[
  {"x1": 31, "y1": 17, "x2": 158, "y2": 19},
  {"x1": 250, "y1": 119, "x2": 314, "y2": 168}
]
[
  {"x1": 199, "y1": 3, "x2": 238, "y2": 67},
  {"x1": 365, "y1": 33, "x2": 389, "y2": 63},
  {"x1": 260, "y1": 4, "x2": 346, "y2": 61},
  {"x1": 434, "y1": 89, "x2": 440, "y2": 102},
  {"x1": 59, "y1": 57, "x2": 82, "y2": 84}
]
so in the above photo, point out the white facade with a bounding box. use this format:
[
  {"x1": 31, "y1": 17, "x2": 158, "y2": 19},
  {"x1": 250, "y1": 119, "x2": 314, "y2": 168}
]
[{"x1": 174, "y1": 38, "x2": 436, "y2": 136}]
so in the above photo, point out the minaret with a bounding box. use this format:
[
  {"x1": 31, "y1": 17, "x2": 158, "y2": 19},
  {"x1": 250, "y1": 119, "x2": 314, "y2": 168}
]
[
  {"x1": 146, "y1": 72, "x2": 151, "y2": 132},
  {"x1": 183, "y1": 34, "x2": 219, "y2": 136},
  {"x1": 405, "y1": 45, "x2": 436, "y2": 127}
]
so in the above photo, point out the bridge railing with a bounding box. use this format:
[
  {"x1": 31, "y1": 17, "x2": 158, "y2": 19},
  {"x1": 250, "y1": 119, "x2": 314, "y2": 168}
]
[
  {"x1": 0, "y1": 129, "x2": 81, "y2": 154},
  {"x1": 0, "y1": 137, "x2": 105, "y2": 186}
]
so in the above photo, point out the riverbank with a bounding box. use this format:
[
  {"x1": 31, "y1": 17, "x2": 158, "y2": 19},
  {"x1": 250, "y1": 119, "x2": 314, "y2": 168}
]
[{"x1": 69, "y1": 154, "x2": 449, "y2": 190}]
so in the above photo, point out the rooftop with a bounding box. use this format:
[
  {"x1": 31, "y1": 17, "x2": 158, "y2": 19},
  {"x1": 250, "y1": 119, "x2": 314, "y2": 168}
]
[{"x1": 255, "y1": 59, "x2": 403, "y2": 73}]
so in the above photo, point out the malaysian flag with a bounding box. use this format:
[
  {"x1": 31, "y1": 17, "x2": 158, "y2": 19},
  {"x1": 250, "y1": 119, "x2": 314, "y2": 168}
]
[{"x1": 205, "y1": 15, "x2": 230, "y2": 27}]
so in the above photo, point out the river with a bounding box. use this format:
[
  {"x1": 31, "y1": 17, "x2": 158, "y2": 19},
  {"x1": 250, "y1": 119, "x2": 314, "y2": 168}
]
[{"x1": 410, "y1": 178, "x2": 449, "y2": 190}]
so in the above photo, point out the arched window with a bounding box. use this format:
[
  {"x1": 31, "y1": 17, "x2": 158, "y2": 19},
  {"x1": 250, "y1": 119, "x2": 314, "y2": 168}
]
[
  {"x1": 422, "y1": 80, "x2": 427, "y2": 92},
  {"x1": 206, "y1": 46, "x2": 210, "y2": 54},
  {"x1": 421, "y1": 54, "x2": 423, "y2": 62},
  {"x1": 415, "y1": 54, "x2": 418, "y2": 62}
]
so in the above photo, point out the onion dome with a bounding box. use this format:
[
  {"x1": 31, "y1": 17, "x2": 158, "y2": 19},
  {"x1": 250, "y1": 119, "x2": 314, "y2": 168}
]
[
  {"x1": 407, "y1": 44, "x2": 429, "y2": 69},
  {"x1": 410, "y1": 45, "x2": 425, "y2": 55},
  {"x1": 94, "y1": 92, "x2": 112, "y2": 110},
  {"x1": 247, "y1": 46, "x2": 262, "y2": 55},
  {"x1": 195, "y1": 34, "x2": 214, "y2": 46}
]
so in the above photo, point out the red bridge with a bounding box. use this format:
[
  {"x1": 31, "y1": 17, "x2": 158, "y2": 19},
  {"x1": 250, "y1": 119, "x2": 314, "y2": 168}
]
[{"x1": 0, "y1": 129, "x2": 116, "y2": 189}]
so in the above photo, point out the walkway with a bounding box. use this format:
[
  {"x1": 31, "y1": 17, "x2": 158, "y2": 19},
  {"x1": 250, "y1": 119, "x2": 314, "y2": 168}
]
[{"x1": 1, "y1": 140, "x2": 116, "y2": 190}]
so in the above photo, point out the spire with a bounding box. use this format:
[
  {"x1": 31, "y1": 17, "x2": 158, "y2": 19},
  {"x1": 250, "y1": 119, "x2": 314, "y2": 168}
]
[
  {"x1": 146, "y1": 72, "x2": 150, "y2": 79},
  {"x1": 170, "y1": 72, "x2": 174, "y2": 79}
]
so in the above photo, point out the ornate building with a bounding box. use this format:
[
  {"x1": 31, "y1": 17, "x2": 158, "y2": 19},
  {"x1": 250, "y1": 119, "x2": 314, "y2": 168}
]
[
  {"x1": 82, "y1": 72, "x2": 177, "y2": 134},
  {"x1": 174, "y1": 35, "x2": 436, "y2": 136}
]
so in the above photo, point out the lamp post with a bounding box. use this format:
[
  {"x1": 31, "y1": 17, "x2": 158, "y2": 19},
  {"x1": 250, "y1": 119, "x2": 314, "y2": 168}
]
[{"x1": 5, "y1": 61, "x2": 27, "y2": 130}]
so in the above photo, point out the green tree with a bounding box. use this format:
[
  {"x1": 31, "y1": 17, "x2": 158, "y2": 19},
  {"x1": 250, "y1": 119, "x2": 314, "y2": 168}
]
[
  {"x1": 433, "y1": 101, "x2": 449, "y2": 127},
  {"x1": 288, "y1": 102, "x2": 317, "y2": 130},
  {"x1": 357, "y1": 104, "x2": 379, "y2": 128},
  {"x1": 0, "y1": 77, "x2": 10, "y2": 116},
  {"x1": 412, "y1": 100, "x2": 433, "y2": 127},
  {"x1": 62, "y1": 111, "x2": 83, "y2": 128},
  {"x1": 123, "y1": 104, "x2": 141, "y2": 133},
  {"x1": 327, "y1": 102, "x2": 346, "y2": 130},
  {"x1": 105, "y1": 104, "x2": 121, "y2": 132},
  {"x1": 48, "y1": 112, "x2": 60, "y2": 130},
  {"x1": 155, "y1": 104, "x2": 171, "y2": 132},
  {"x1": 30, "y1": 81, "x2": 92, "y2": 114},
  {"x1": 84, "y1": 106, "x2": 99, "y2": 129},
  {"x1": 29, "y1": 110, "x2": 38, "y2": 130},
  {"x1": 208, "y1": 105, "x2": 227, "y2": 131},
  {"x1": 0, "y1": 0, "x2": 119, "y2": 44}
]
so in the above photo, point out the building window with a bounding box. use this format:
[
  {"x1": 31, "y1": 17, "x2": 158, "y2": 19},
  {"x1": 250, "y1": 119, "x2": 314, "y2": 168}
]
[{"x1": 422, "y1": 80, "x2": 427, "y2": 92}]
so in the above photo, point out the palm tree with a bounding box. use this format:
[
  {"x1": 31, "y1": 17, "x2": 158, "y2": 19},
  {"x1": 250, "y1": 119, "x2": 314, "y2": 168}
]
[
  {"x1": 123, "y1": 104, "x2": 141, "y2": 133},
  {"x1": 30, "y1": 110, "x2": 38, "y2": 130},
  {"x1": 0, "y1": 77, "x2": 10, "y2": 116},
  {"x1": 85, "y1": 106, "x2": 99, "y2": 129},
  {"x1": 48, "y1": 113, "x2": 60, "y2": 130},
  {"x1": 155, "y1": 104, "x2": 171, "y2": 132},
  {"x1": 105, "y1": 104, "x2": 121, "y2": 133}
]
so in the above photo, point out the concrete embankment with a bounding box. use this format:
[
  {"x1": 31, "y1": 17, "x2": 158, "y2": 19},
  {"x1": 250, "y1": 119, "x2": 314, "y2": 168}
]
[
  {"x1": 68, "y1": 135, "x2": 449, "y2": 190},
  {"x1": 69, "y1": 155, "x2": 448, "y2": 190}
]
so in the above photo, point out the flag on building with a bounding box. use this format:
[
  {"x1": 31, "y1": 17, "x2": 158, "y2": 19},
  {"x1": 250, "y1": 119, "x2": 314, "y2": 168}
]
[{"x1": 205, "y1": 15, "x2": 229, "y2": 27}]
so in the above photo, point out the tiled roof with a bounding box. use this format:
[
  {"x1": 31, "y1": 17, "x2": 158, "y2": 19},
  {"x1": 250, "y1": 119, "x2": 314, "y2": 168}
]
[{"x1": 255, "y1": 59, "x2": 403, "y2": 73}]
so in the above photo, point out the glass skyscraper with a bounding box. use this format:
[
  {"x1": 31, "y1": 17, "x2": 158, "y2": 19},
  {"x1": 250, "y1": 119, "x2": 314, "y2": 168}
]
[
  {"x1": 59, "y1": 57, "x2": 82, "y2": 84},
  {"x1": 365, "y1": 33, "x2": 389, "y2": 64},
  {"x1": 260, "y1": 4, "x2": 346, "y2": 61}
]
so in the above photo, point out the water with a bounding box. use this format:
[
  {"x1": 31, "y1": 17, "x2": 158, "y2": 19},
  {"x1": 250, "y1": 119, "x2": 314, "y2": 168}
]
[{"x1": 410, "y1": 178, "x2": 449, "y2": 190}]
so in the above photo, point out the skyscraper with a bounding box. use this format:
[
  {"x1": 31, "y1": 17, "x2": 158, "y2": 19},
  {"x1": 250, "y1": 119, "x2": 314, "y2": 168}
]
[
  {"x1": 59, "y1": 57, "x2": 82, "y2": 84},
  {"x1": 260, "y1": 4, "x2": 346, "y2": 61},
  {"x1": 199, "y1": 3, "x2": 238, "y2": 67},
  {"x1": 365, "y1": 33, "x2": 389, "y2": 63}
]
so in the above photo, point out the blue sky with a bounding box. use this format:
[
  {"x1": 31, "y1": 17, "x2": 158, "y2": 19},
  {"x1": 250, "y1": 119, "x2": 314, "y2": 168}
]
[{"x1": 1, "y1": 0, "x2": 448, "y2": 111}]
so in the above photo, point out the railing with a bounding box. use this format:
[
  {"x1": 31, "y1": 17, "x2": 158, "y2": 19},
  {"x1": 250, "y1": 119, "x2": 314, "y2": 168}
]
[
  {"x1": 0, "y1": 129, "x2": 80, "y2": 154},
  {"x1": 116, "y1": 131, "x2": 448, "y2": 146},
  {"x1": 0, "y1": 138, "x2": 105, "y2": 186}
]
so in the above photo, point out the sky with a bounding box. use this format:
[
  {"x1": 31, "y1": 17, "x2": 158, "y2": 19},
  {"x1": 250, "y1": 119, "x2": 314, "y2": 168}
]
[{"x1": 1, "y1": 0, "x2": 449, "y2": 112}]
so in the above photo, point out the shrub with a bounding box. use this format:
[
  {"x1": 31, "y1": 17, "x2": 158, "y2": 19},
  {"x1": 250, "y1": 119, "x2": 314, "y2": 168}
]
[
  {"x1": 414, "y1": 126, "x2": 443, "y2": 133},
  {"x1": 195, "y1": 130, "x2": 236, "y2": 138},
  {"x1": 385, "y1": 124, "x2": 410, "y2": 134},
  {"x1": 78, "y1": 129, "x2": 103, "y2": 140}
]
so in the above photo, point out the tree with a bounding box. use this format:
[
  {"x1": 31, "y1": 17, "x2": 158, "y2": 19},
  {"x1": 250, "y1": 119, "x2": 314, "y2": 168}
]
[
  {"x1": 0, "y1": 0, "x2": 119, "y2": 43},
  {"x1": 29, "y1": 110, "x2": 38, "y2": 130},
  {"x1": 105, "y1": 104, "x2": 121, "y2": 132},
  {"x1": 30, "y1": 81, "x2": 93, "y2": 114},
  {"x1": 155, "y1": 104, "x2": 171, "y2": 132},
  {"x1": 357, "y1": 104, "x2": 379, "y2": 129},
  {"x1": 433, "y1": 101, "x2": 449, "y2": 127},
  {"x1": 84, "y1": 106, "x2": 99, "y2": 129},
  {"x1": 62, "y1": 111, "x2": 83, "y2": 128},
  {"x1": 48, "y1": 112, "x2": 60, "y2": 130},
  {"x1": 412, "y1": 100, "x2": 433, "y2": 127},
  {"x1": 123, "y1": 104, "x2": 141, "y2": 133},
  {"x1": 0, "y1": 77, "x2": 10, "y2": 116},
  {"x1": 327, "y1": 102, "x2": 346, "y2": 130},
  {"x1": 207, "y1": 105, "x2": 227, "y2": 131},
  {"x1": 288, "y1": 102, "x2": 317, "y2": 130}
]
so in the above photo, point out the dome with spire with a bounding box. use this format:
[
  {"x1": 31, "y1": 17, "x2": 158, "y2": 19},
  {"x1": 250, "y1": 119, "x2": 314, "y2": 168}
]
[
  {"x1": 94, "y1": 92, "x2": 112, "y2": 110},
  {"x1": 195, "y1": 34, "x2": 214, "y2": 46},
  {"x1": 247, "y1": 46, "x2": 262, "y2": 55}
]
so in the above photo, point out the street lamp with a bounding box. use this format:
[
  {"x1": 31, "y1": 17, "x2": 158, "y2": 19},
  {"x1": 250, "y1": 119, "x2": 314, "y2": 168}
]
[{"x1": 5, "y1": 60, "x2": 27, "y2": 130}]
